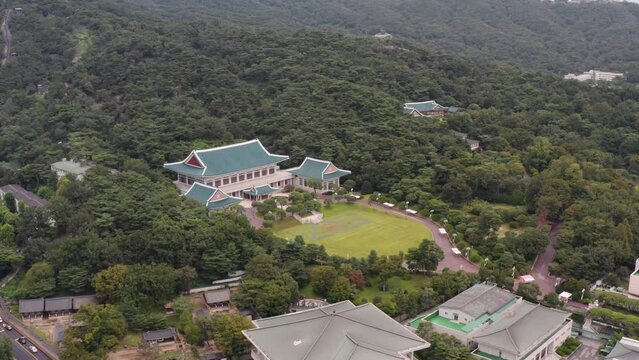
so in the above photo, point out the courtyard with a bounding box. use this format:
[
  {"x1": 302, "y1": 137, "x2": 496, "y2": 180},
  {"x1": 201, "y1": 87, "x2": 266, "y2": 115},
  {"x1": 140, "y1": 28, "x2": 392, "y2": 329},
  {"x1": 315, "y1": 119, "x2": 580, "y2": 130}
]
[{"x1": 273, "y1": 203, "x2": 431, "y2": 258}]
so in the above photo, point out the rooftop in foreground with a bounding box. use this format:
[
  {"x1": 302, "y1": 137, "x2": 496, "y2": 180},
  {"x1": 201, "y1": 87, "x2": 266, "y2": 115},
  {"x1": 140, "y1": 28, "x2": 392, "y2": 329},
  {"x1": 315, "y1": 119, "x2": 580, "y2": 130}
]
[{"x1": 244, "y1": 300, "x2": 429, "y2": 360}]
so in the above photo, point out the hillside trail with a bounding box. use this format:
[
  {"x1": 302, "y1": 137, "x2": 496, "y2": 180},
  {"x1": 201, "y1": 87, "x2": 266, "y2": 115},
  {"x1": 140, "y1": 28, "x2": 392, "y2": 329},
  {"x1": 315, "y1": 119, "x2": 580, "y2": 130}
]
[{"x1": 1, "y1": 9, "x2": 12, "y2": 66}]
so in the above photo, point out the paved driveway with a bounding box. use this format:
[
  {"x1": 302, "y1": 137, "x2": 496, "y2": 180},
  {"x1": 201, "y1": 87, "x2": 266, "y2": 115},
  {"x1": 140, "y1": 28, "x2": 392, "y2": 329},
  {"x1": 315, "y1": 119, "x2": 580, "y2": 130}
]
[
  {"x1": 531, "y1": 223, "x2": 561, "y2": 295},
  {"x1": 362, "y1": 201, "x2": 479, "y2": 273}
]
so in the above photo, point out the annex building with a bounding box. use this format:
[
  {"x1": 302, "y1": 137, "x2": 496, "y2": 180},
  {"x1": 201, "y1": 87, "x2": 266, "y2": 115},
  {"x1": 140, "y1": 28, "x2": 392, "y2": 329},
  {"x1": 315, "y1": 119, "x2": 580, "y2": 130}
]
[
  {"x1": 164, "y1": 139, "x2": 350, "y2": 210},
  {"x1": 403, "y1": 100, "x2": 460, "y2": 118},
  {"x1": 415, "y1": 283, "x2": 572, "y2": 360},
  {"x1": 243, "y1": 301, "x2": 429, "y2": 360}
]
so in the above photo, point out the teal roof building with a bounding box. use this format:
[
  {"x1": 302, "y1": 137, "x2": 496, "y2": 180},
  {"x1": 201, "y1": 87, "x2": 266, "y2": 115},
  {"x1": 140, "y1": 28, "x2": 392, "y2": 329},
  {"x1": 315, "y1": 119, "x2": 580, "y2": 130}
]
[
  {"x1": 403, "y1": 101, "x2": 461, "y2": 117},
  {"x1": 164, "y1": 139, "x2": 288, "y2": 178},
  {"x1": 184, "y1": 183, "x2": 242, "y2": 210},
  {"x1": 288, "y1": 157, "x2": 351, "y2": 181},
  {"x1": 164, "y1": 139, "x2": 352, "y2": 207},
  {"x1": 288, "y1": 157, "x2": 351, "y2": 192}
]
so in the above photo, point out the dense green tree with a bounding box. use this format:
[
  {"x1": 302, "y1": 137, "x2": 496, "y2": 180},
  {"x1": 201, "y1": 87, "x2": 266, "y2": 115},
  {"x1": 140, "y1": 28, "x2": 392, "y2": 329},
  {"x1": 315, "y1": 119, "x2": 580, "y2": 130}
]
[
  {"x1": 61, "y1": 304, "x2": 127, "y2": 359},
  {"x1": 57, "y1": 266, "x2": 90, "y2": 293},
  {"x1": 255, "y1": 283, "x2": 292, "y2": 317},
  {"x1": 511, "y1": 229, "x2": 548, "y2": 261},
  {"x1": 327, "y1": 276, "x2": 354, "y2": 303},
  {"x1": 212, "y1": 313, "x2": 253, "y2": 358},
  {"x1": 19, "y1": 261, "x2": 56, "y2": 298},
  {"x1": 406, "y1": 239, "x2": 444, "y2": 272},
  {"x1": 310, "y1": 266, "x2": 339, "y2": 297},
  {"x1": 0, "y1": 338, "x2": 12, "y2": 360},
  {"x1": 517, "y1": 283, "x2": 542, "y2": 302}
]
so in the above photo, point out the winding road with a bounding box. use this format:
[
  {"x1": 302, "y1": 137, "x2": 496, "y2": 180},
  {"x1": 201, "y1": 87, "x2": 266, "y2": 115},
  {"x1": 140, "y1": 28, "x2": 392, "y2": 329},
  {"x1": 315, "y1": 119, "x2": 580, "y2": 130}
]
[
  {"x1": 361, "y1": 201, "x2": 479, "y2": 273},
  {"x1": 1, "y1": 9, "x2": 12, "y2": 66},
  {"x1": 531, "y1": 222, "x2": 561, "y2": 295}
]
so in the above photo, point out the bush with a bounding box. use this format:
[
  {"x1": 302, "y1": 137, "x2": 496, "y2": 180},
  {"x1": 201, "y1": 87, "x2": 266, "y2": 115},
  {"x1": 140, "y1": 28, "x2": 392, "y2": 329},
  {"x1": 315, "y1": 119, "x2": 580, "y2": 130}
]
[
  {"x1": 555, "y1": 337, "x2": 580, "y2": 357},
  {"x1": 262, "y1": 220, "x2": 273, "y2": 228}
]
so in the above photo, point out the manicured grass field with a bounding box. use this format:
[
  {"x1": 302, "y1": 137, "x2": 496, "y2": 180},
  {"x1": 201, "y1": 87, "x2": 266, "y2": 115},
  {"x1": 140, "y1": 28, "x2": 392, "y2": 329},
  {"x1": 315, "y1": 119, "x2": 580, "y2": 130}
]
[{"x1": 274, "y1": 204, "x2": 431, "y2": 258}]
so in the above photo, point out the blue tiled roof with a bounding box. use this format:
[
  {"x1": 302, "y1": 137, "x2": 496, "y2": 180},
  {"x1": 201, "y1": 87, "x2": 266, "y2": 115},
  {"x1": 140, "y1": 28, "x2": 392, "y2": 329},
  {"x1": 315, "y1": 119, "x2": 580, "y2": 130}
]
[
  {"x1": 184, "y1": 183, "x2": 242, "y2": 210},
  {"x1": 403, "y1": 101, "x2": 444, "y2": 113},
  {"x1": 164, "y1": 139, "x2": 288, "y2": 177},
  {"x1": 288, "y1": 157, "x2": 351, "y2": 181},
  {"x1": 243, "y1": 184, "x2": 279, "y2": 196}
]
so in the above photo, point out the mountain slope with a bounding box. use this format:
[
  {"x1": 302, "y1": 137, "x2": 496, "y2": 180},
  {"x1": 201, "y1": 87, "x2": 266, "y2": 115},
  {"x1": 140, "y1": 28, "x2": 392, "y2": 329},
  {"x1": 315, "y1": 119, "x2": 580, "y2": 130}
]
[{"x1": 123, "y1": 0, "x2": 639, "y2": 75}]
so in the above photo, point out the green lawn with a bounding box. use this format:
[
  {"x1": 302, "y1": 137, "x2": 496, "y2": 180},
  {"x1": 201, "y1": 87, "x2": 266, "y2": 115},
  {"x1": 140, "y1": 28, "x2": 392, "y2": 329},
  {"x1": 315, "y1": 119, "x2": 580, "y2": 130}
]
[
  {"x1": 121, "y1": 333, "x2": 141, "y2": 347},
  {"x1": 274, "y1": 204, "x2": 430, "y2": 258}
]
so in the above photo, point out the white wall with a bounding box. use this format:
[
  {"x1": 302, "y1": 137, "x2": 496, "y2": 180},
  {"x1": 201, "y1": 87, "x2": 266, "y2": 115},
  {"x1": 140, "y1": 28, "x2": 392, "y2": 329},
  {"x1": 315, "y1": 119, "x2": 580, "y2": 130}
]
[
  {"x1": 630, "y1": 274, "x2": 639, "y2": 296},
  {"x1": 438, "y1": 307, "x2": 474, "y2": 324}
]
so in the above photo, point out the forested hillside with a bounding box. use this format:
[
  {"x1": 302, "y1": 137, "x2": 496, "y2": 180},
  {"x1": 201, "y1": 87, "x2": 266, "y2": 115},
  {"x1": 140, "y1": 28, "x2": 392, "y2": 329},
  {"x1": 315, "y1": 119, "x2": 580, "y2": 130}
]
[
  {"x1": 0, "y1": 1, "x2": 639, "y2": 353},
  {"x1": 125, "y1": 0, "x2": 639, "y2": 74}
]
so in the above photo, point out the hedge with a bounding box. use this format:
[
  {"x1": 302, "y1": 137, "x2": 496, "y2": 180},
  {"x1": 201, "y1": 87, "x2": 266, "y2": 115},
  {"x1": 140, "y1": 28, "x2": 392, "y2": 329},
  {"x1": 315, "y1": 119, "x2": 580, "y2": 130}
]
[
  {"x1": 589, "y1": 308, "x2": 639, "y2": 336},
  {"x1": 596, "y1": 291, "x2": 639, "y2": 314}
]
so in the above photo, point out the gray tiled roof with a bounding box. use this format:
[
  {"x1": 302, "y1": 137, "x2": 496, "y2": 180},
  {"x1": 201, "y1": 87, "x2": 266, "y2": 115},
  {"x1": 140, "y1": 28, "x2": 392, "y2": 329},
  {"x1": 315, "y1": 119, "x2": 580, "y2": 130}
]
[
  {"x1": 143, "y1": 328, "x2": 177, "y2": 342},
  {"x1": 45, "y1": 297, "x2": 73, "y2": 312},
  {"x1": 439, "y1": 283, "x2": 516, "y2": 318},
  {"x1": 204, "y1": 288, "x2": 231, "y2": 304},
  {"x1": 471, "y1": 301, "x2": 571, "y2": 356},
  {"x1": 606, "y1": 337, "x2": 639, "y2": 359},
  {"x1": 19, "y1": 298, "x2": 44, "y2": 313},
  {"x1": 244, "y1": 301, "x2": 429, "y2": 360}
]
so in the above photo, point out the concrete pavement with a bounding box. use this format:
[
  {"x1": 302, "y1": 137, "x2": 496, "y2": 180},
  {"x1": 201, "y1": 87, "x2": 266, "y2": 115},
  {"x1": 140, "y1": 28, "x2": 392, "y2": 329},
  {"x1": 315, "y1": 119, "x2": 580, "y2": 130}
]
[{"x1": 568, "y1": 337, "x2": 604, "y2": 360}]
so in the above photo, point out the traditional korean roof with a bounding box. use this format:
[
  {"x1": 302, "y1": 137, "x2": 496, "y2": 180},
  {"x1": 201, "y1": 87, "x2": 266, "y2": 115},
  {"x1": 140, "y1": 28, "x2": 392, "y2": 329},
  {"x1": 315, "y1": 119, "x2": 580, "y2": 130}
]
[
  {"x1": 204, "y1": 288, "x2": 231, "y2": 305},
  {"x1": 606, "y1": 337, "x2": 639, "y2": 359},
  {"x1": 403, "y1": 101, "x2": 446, "y2": 114},
  {"x1": 164, "y1": 139, "x2": 289, "y2": 177},
  {"x1": 143, "y1": 328, "x2": 177, "y2": 342},
  {"x1": 243, "y1": 184, "x2": 278, "y2": 196},
  {"x1": 0, "y1": 184, "x2": 47, "y2": 207},
  {"x1": 45, "y1": 297, "x2": 73, "y2": 312},
  {"x1": 19, "y1": 298, "x2": 44, "y2": 313},
  {"x1": 243, "y1": 301, "x2": 429, "y2": 360},
  {"x1": 471, "y1": 301, "x2": 570, "y2": 357},
  {"x1": 288, "y1": 157, "x2": 351, "y2": 181},
  {"x1": 185, "y1": 183, "x2": 242, "y2": 210},
  {"x1": 446, "y1": 106, "x2": 461, "y2": 113}
]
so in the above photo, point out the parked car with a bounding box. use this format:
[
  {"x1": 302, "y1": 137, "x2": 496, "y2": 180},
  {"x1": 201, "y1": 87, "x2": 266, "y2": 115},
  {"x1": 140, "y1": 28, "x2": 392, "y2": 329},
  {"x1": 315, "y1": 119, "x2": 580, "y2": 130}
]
[
  {"x1": 18, "y1": 337, "x2": 26, "y2": 344},
  {"x1": 5, "y1": 325, "x2": 12, "y2": 331},
  {"x1": 28, "y1": 345, "x2": 38, "y2": 353}
]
